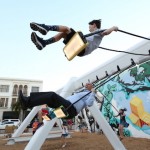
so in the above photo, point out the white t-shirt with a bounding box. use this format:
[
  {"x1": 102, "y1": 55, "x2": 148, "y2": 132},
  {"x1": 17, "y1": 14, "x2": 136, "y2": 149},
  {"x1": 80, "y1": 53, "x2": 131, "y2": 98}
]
[
  {"x1": 62, "y1": 126, "x2": 68, "y2": 135},
  {"x1": 83, "y1": 29, "x2": 103, "y2": 56}
]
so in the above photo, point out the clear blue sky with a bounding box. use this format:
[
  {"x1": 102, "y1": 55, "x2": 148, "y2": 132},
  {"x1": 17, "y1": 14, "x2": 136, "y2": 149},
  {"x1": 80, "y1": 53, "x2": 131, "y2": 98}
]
[{"x1": 1, "y1": 0, "x2": 150, "y2": 91}]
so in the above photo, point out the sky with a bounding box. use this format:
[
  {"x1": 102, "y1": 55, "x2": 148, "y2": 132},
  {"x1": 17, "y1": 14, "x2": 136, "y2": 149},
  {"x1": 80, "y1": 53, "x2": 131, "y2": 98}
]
[{"x1": 1, "y1": 0, "x2": 150, "y2": 91}]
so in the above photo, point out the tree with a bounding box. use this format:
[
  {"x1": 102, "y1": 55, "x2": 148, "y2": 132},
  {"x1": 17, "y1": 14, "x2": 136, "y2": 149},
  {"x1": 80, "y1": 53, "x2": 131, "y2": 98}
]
[{"x1": 11, "y1": 100, "x2": 26, "y2": 122}]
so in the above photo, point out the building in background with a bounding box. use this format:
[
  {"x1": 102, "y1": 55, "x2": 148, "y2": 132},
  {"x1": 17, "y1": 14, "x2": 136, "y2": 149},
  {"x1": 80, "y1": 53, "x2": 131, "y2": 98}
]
[{"x1": 0, "y1": 77, "x2": 43, "y2": 121}]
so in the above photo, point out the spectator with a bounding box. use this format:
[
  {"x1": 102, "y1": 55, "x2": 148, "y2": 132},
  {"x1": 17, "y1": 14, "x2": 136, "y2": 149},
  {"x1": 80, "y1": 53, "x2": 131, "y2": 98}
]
[
  {"x1": 77, "y1": 116, "x2": 87, "y2": 133},
  {"x1": 19, "y1": 83, "x2": 96, "y2": 119},
  {"x1": 114, "y1": 108, "x2": 129, "y2": 140},
  {"x1": 30, "y1": 20, "x2": 118, "y2": 57},
  {"x1": 67, "y1": 119, "x2": 73, "y2": 130},
  {"x1": 61, "y1": 120, "x2": 69, "y2": 148},
  {"x1": 32, "y1": 119, "x2": 39, "y2": 135}
]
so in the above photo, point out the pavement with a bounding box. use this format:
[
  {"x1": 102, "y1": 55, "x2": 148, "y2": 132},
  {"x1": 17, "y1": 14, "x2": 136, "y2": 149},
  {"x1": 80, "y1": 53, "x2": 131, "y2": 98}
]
[{"x1": 0, "y1": 126, "x2": 74, "y2": 145}]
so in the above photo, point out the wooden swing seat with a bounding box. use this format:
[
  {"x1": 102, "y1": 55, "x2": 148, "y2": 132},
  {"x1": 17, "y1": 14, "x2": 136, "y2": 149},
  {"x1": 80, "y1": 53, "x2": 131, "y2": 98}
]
[{"x1": 63, "y1": 31, "x2": 88, "y2": 61}]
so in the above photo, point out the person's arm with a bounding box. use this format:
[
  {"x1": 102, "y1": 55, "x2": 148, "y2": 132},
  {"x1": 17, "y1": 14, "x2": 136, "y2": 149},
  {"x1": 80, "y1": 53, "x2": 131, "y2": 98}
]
[
  {"x1": 114, "y1": 113, "x2": 120, "y2": 117},
  {"x1": 101, "y1": 26, "x2": 118, "y2": 36},
  {"x1": 85, "y1": 92, "x2": 96, "y2": 107},
  {"x1": 84, "y1": 83, "x2": 96, "y2": 107}
]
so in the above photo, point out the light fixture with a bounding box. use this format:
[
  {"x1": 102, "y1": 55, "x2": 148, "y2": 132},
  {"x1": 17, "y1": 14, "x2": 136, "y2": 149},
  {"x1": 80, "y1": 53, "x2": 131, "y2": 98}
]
[
  {"x1": 96, "y1": 76, "x2": 99, "y2": 80},
  {"x1": 105, "y1": 71, "x2": 109, "y2": 76},
  {"x1": 131, "y1": 58, "x2": 136, "y2": 65},
  {"x1": 117, "y1": 65, "x2": 121, "y2": 71}
]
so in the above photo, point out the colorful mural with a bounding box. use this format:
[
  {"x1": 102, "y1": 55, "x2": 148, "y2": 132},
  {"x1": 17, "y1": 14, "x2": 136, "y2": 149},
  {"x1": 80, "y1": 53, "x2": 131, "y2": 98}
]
[{"x1": 97, "y1": 60, "x2": 150, "y2": 138}]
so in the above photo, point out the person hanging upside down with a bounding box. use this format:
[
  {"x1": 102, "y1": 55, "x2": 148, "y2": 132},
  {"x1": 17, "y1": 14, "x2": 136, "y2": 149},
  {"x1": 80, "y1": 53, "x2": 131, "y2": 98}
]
[
  {"x1": 30, "y1": 19, "x2": 118, "y2": 56},
  {"x1": 18, "y1": 83, "x2": 96, "y2": 119}
]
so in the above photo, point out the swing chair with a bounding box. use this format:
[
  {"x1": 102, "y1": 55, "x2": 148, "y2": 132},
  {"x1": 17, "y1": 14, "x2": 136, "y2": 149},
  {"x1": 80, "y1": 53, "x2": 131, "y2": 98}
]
[
  {"x1": 53, "y1": 105, "x2": 69, "y2": 118},
  {"x1": 63, "y1": 30, "x2": 106, "y2": 61},
  {"x1": 40, "y1": 105, "x2": 69, "y2": 121},
  {"x1": 63, "y1": 31, "x2": 88, "y2": 61}
]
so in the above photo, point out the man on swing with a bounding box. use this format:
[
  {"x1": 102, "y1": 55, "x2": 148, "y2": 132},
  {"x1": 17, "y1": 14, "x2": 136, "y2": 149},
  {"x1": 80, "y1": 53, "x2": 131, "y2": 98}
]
[
  {"x1": 19, "y1": 83, "x2": 96, "y2": 119},
  {"x1": 30, "y1": 19, "x2": 118, "y2": 57}
]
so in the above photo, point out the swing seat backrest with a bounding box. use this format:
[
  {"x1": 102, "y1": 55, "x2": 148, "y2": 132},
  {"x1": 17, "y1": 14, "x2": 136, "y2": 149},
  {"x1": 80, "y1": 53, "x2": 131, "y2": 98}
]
[{"x1": 63, "y1": 31, "x2": 88, "y2": 61}]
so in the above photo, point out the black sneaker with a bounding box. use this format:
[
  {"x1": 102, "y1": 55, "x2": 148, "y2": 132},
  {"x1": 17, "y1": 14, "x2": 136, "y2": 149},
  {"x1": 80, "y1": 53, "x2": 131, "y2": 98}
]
[
  {"x1": 31, "y1": 32, "x2": 46, "y2": 50},
  {"x1": 30, "y1": 22, "x2": 49, "y2": 35},
  {"x1": 18, "y1": 90, "x2": 29, "y2": 110}
]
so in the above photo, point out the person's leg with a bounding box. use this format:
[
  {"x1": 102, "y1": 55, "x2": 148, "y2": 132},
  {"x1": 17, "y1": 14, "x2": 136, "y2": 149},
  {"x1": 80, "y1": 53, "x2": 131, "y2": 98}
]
[
  {"x1": 38, "y1": 110, "x2": 43, "y2": 123},
  {"x1": 64, "y1": 137, "x2": 67, "y2": 147},
  {"x1": 81, "y1": 127, "x2": 84, "y2": 133},
  {"x1": 29, "y1": 92, "x2": 70, "y2": 108},
  {"x1": 19, "y1": 90, "x2": 69, "y2": 108},
  {"x1": 31, "y1": 31, "x2": 68, "y2": 50},
  {"x1": 31, "y1": 26, "x2": 76, "y2": 51},
  {"x1": 61, "y1": 136, "x2": 66, "y2": 148},
  {"x1": 44, "y1": 27, "x2": 74, "y2": 44},
  {"x1": 30, "y1": 22, "x2": 71, "y2": 35},
  {"x1": 118, "y1": 124, "x2": 124, "y2": 140},
  {"x1": 19, "y1": 90, "x2": 77, "y2": 118}
]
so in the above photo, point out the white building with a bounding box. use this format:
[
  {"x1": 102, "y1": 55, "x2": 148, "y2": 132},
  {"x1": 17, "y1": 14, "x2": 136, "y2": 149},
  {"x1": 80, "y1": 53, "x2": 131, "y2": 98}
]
[{"x1": 0, "y1": 77, "x2": 43, "y2": 121}]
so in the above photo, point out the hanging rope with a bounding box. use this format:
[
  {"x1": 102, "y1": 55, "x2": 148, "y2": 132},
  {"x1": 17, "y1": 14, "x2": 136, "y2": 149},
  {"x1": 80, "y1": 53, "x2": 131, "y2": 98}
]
[
  {"x1": 84, "y1": 29, "x2": 150, "y2": 40},
  {"x1": 98, "y1": 91, "x2": 119, "y2": 113},
  {"x1": 84, "y1": 29, "x2": 150, "y2": 56},
  {"x1": 100, "y1": 29, "x2": 150, "y2": 56},
  {"x1": 65, "y1": 62, "x2": 135, "y2": 113},
  {"x1": 98, "y1": 46, "x2": 150, "y2": 56},
  {"x1": 118, "y1": 29, "x2": 150, "y2": 40},
  {"x1": 99, "y1": 98, "x2": 119, "y2": 115}
]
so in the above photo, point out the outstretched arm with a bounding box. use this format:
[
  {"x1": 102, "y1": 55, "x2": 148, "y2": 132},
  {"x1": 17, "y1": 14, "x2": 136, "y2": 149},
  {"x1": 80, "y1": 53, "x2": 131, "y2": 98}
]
[
  {"x1": 114, "y1": 113, "x2": 120, "y2": 117},
  {"x1": 101, "y1": 26, "x2": 118, "y2": 36},
  {"x1": 84, "y1": 83, "x2": 96, "y2": 107}
]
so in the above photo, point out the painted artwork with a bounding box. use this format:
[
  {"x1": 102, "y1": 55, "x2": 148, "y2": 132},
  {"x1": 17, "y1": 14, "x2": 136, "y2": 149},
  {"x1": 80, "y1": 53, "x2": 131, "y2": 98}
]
[{"x1": 97, "y1": 60, "x2": 150, "y2": 138}]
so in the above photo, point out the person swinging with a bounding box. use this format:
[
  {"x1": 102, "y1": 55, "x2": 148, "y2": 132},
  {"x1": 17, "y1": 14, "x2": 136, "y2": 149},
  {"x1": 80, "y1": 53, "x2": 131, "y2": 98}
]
[{"x1": 30, "y1": 19, "x2": 118, "y2": 58}]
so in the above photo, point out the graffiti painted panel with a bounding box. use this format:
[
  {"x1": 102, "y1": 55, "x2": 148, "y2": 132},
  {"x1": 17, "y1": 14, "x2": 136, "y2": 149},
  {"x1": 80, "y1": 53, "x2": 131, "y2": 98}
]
[{"x1": 97, "y1": 60, "x2": 150, "y2": 139}]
